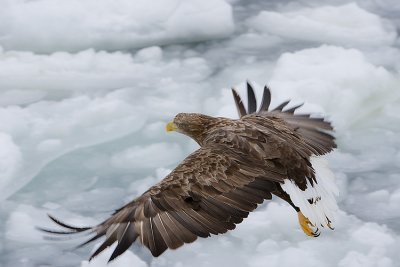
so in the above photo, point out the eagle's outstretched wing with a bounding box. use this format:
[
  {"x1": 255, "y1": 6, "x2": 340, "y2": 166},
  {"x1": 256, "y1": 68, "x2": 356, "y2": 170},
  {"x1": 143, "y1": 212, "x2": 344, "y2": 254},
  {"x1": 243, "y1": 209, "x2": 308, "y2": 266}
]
[{"x1": 41, "y1": 144, "x2": 286, "y2": 261}]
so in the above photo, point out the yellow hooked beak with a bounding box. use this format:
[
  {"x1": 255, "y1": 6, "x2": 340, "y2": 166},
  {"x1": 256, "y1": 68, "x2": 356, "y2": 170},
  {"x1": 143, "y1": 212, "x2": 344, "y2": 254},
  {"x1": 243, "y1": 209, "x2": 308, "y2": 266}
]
[{"x1": 166, "y1": 121, "x2": 178, "y2": 132}]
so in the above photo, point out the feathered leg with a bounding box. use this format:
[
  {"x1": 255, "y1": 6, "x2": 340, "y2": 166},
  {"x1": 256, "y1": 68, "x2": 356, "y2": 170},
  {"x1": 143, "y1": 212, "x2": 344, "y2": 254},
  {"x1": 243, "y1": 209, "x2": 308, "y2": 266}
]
[{"x1": 272, "y1": 183, "x2": 319, "y2": 237}]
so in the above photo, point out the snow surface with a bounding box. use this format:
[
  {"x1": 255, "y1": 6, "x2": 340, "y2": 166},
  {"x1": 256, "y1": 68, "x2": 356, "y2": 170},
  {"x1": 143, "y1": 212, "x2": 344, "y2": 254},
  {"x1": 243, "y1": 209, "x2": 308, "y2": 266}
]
[
  {"x1": 0, "y1": 0, "x2": 233, "y2": 53},
  {"x1": 1, "y1": 0, "x2": 400, "y2": 266}
]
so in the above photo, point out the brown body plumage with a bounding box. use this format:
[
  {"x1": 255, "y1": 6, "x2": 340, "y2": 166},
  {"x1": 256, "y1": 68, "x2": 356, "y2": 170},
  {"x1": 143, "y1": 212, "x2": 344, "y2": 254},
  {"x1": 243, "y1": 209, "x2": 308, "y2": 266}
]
[{"x1": 41, "y1": 83, "x2": 337, "y2": 261}]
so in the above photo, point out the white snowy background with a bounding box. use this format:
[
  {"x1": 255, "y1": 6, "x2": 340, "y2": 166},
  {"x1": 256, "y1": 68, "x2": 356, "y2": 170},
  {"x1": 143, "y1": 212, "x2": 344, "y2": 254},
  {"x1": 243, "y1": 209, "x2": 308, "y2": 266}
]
[{"x1": 1, "y1": 0, "x2": 400, "y2": 266}]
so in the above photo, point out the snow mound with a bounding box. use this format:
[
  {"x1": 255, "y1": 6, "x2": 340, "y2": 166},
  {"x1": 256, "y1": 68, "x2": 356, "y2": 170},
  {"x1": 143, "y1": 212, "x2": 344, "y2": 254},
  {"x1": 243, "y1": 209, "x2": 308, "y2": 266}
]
[
  {"x1": 269, "y1": 45, "x2": 399, "y2": 131},
  {"x1": 0, "y1": 46, "x2": 213, "y2": 201},
  {"x1": 0, "y1": 47, "x2": 212, "y2": 103},
  {"x1": 0, "y1": 92, "x2": 145, "y2": 200},
  {"x1": 248, "y1": 3, "x2": 396, "y2": 47},
  {"x1": 111, "y1": 142, "x2": 184, "y2": 170},
  {"x1": 0, "y1": 0, "x2": 234, "y2": 53}
]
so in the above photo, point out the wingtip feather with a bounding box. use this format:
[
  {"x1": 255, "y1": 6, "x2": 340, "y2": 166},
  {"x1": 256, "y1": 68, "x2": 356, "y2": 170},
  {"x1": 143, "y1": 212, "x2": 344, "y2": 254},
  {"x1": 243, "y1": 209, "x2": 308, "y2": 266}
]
[
  {"x1": 246, "y1": 81, "x2": 257, "y2": 114},
  {"x1": 258, "y1": 85, "x2": 271, "y2": 112},
  {"x1": 231, "y1": 87, "x2": 247, "y2": 117},
  {"x1": 47, "y1": 214, "x2": 91, "y2": 232}
]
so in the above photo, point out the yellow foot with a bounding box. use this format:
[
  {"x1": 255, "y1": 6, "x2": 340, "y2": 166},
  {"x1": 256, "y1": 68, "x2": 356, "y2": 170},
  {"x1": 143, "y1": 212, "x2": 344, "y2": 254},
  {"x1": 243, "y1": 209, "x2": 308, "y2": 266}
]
[{"x1": 298, "y1": 212, "x2": 320, "y2": 237}]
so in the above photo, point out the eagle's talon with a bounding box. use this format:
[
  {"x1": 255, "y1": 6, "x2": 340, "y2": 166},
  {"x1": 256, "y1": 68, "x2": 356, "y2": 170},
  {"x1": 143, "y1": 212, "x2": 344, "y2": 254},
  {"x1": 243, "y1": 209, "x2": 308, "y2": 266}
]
[
  {"x1": 298, "y1": 211, "x2": 319, "y2": 238},
  {"x1": 313, "y1": 228, "x2": 320, "y2": 237}
]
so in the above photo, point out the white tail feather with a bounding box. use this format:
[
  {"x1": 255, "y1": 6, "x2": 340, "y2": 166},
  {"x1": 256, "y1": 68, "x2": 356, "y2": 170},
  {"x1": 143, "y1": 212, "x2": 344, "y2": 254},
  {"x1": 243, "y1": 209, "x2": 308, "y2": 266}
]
[{"x1": 281, "y1": 156, "x2": 339, "y2": 228}]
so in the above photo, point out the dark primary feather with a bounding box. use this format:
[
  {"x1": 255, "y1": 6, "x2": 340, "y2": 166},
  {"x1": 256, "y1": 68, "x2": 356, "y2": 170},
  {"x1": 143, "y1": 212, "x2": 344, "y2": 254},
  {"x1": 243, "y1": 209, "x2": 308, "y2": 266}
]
[
  {"x1": 258, "y1": 86, "x2": 271, "y2": 112},
  {"x1": 272, "y1": 100, "x2": 290, "y2": 111},
  {"x1": 284, "y1": 103, "x2": 304, "y2": 114},
  {"x1": 42, "y1": 84, "x2": 336, "y2": 261},
  {"x1": 247, "y1": 82, "x2": 257, "y2": 114},
  {"x1": 231, "y1": 88, "x2": 247, "y2": 117},
  {"x1": 48, "y1": 214, "x2": 90, "y2": 231}
]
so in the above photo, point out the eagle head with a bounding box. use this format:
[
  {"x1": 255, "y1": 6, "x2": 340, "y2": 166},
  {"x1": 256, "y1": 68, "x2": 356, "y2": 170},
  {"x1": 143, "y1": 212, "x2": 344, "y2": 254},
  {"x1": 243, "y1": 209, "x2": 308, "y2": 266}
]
[{"x1": 166, "y1": 113, "x2": 216, "y2": 145}]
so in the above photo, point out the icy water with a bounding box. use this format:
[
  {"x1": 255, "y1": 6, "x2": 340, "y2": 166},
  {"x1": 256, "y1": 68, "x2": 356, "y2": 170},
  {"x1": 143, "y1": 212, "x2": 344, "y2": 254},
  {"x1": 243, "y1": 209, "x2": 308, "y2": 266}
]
[{"x1": 1, "y1": 0, "x2": 400, "y2": 266}]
